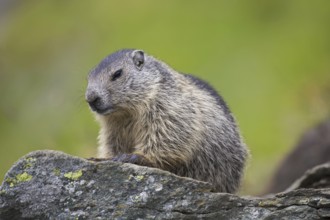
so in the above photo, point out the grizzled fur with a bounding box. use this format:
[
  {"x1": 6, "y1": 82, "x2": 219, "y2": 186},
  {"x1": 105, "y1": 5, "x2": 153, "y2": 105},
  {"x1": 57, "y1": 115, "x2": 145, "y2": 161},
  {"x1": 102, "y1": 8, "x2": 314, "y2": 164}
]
[{"x1": 86, "y1": 49, "x2": 248, "y2": 193}]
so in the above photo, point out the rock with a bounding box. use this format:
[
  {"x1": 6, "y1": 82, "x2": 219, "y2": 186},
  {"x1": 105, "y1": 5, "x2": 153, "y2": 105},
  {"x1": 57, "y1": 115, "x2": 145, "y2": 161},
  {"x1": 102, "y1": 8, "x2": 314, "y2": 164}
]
[
  {"x1": 1, "y1": 150, "x2": 330, "y2": 219},
  {"x1": 286, "y1": 162, "x2": 330, "y2": 192},
  {"x1": 266, "y1": 119, "x2": 330, "y2": 194}
]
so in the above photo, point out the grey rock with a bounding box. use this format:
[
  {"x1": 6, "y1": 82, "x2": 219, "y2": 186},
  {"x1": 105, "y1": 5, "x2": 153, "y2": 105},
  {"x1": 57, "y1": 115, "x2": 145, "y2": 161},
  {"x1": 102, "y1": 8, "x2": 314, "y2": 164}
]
[
  {"x1": 286, "y1": 162, "x2": 330, "y2": 192},
  {"x1": 266, "y1": 119, "x2": 330, "y2": 194},
  {"x1": 1, "y1": 150, "x2": 330, "y2": 219}
]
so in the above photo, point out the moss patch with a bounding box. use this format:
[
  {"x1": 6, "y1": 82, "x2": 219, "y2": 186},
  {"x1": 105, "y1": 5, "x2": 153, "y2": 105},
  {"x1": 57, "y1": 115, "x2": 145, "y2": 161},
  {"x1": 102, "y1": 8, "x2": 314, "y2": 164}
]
[
  {"x1": 136, "y1": 175, "x2": 144, "y2": 181},
  {"x1": 53, "y1": 168, "x2": 61, "y2": 176},
  {"x1": 258, "y1": 199, "x2": 281, "y2": 207},
  {"x1": 129, "y1": 174, "x2": 144, "y2": 181},
  {"x1": 23, "y1": 157, "x2": 37, "y2": 169},
  {"x1": 16, "y1": 172, "x2": 33, "y2": 182},
  {"x1": 5, "y1": 172, "x2": 33, "y2": 187},
  {"x1": 25, "y1": 157, "x2": 37, "y2": 163},
  {"x1": 64, "y1": 170, "x2": 83, "y2": 181}
]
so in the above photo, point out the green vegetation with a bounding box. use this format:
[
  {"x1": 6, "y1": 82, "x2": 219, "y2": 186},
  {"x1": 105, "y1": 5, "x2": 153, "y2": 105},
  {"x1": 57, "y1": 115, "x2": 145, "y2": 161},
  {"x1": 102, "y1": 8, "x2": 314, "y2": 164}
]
[
  {"x1": 5, "y1": 172, "x2": 33, "y2": 187},
  {"x1": 23, "y1": 157, "x2": 37, "y2": 169},
  {"x1": 53, "y1": 168, "x2": 61, "y2": 176},
  {"x1": 64, "y1": 170, "x2": 83, "y2": 181},
  {"x1": 0, "y1": 1, "x2": 329, "y2": 194}
]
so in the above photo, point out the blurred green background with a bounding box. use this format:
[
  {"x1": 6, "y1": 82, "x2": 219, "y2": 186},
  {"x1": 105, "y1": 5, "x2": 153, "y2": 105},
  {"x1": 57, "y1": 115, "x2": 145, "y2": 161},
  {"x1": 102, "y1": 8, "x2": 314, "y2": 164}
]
[{"x1": 1, "y1": 1, "x2": 329, "y2": 195}]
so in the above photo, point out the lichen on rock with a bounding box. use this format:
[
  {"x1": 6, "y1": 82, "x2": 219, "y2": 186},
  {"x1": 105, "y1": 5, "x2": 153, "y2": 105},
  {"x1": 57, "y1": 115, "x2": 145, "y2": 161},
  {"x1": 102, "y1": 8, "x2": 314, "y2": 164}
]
[
  {"x1": 0, "y1": 150, "x2": 330, "y2": 219},
  {"x1": 64, "y1": 170, "x2": 83, "y2": 181},
  {"x1": 5, "y1": 171, "x2": 33, "y2": 187}
]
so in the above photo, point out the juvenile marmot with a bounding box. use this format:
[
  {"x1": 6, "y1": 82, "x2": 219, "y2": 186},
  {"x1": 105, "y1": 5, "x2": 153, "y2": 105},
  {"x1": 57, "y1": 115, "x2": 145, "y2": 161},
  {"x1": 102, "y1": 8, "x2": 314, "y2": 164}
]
[{"x1": 86, "y1": 49, "x2": 248, "y2": 193}]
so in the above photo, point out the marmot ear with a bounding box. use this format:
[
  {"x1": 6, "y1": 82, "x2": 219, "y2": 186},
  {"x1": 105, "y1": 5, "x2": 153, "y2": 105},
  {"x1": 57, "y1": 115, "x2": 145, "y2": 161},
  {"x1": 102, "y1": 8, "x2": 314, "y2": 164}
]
[{"x1": 132, "y1": 50, "x2": 145, "y2": 70}]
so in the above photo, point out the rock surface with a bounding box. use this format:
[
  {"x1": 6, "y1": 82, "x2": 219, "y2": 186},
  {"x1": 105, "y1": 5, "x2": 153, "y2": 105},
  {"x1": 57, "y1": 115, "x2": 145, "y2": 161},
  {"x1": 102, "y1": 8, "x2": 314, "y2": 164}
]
[
  {"x1": 1, "y1": 150, "x2": 330, "y2": 219},
  {"x1": 266, "y1": 118, "x2": 330, "y2": 194},
  {"x1": 286, "y1": 162, "x2": 330, "y2": 192}
]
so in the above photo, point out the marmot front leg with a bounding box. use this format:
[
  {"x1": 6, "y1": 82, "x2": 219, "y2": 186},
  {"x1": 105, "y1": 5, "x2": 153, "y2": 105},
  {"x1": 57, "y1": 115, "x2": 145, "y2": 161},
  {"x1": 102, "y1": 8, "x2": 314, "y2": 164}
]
[{"x1": 112, "y1": 153, "x2": 154, "y2": 167}]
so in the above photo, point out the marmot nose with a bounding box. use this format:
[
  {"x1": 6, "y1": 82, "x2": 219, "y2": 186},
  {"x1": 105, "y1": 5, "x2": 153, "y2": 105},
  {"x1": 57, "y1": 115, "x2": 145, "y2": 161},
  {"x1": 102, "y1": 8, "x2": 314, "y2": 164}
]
[
  {"x1": 86, "y1": 92, "x2": 102, "y2": 111},
  {"x1": 88, "y1": 97, "x2": 101, "y2": 110}
]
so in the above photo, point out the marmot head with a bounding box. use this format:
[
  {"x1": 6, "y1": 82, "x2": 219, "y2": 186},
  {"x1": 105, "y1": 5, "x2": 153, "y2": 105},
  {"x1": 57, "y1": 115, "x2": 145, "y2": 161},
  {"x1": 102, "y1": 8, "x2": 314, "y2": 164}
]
[{"x1": 86, "y1": 49, "x2": 162, "y2": 115}]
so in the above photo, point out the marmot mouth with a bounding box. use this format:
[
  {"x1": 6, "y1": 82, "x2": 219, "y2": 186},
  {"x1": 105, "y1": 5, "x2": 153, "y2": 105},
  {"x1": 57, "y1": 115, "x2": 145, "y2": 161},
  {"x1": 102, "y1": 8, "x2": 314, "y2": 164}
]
[{"x1": 91, "y1": 106, "x2": 114, "y2": 115}]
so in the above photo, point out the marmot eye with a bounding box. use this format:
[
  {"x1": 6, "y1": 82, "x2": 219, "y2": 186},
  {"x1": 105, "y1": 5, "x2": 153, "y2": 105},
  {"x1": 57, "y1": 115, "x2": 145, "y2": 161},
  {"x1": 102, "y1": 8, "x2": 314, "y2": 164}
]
[{"x1": 111, "y1": 69, "x2": 122, "y2": 81}]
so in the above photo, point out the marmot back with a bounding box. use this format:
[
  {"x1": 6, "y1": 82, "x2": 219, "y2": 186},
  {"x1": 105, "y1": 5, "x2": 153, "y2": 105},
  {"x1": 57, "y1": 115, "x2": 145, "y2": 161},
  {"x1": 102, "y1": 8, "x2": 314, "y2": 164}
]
[{"x1": 86, "y1": 49, "x2": 248, "y2": 193}]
